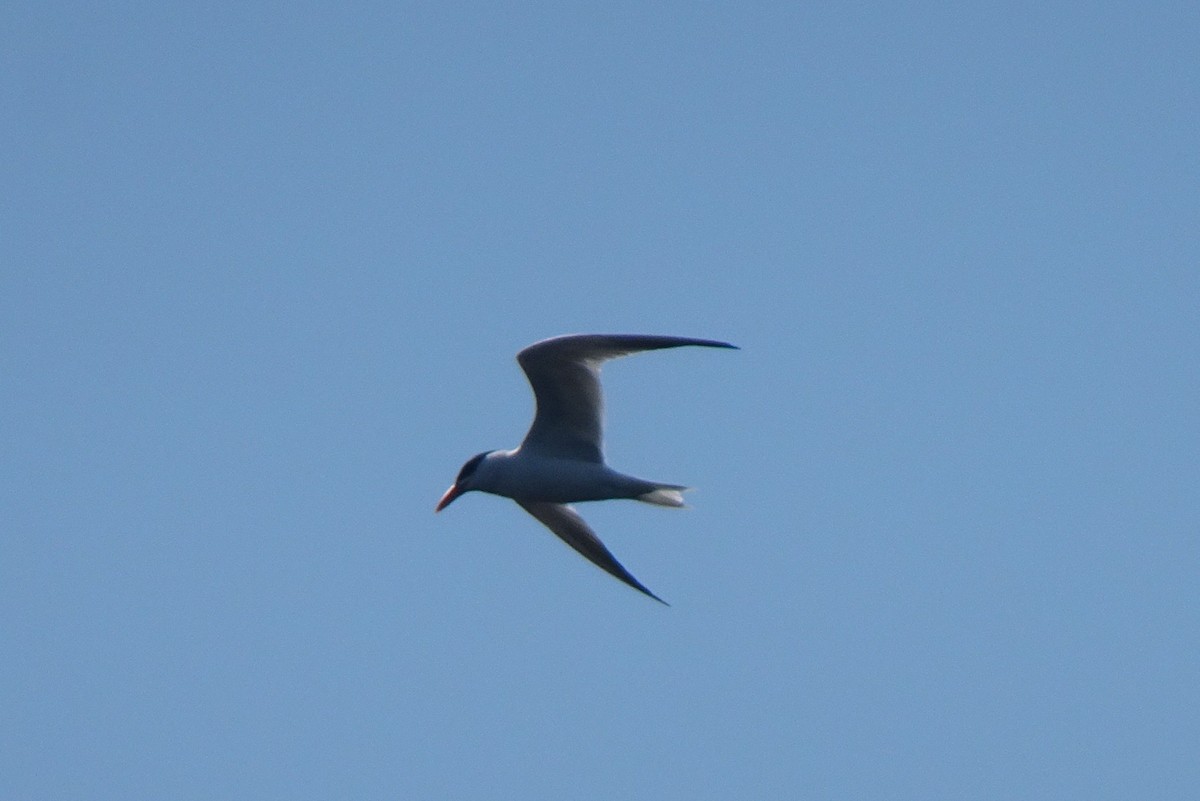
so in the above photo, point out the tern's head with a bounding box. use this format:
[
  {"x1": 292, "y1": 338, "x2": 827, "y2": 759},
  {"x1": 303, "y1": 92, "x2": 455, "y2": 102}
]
[{"x1": 435, "y1": 451, "x2": 494, "y2": 511}]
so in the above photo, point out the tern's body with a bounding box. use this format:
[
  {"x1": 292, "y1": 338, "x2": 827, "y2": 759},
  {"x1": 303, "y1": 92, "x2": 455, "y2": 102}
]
[
  {"x1": 460, "y1": 449, "x2": 681, "y2": 505},
  {"x1": 436, "y1": 333, "x2": 736, "y2": 603}
]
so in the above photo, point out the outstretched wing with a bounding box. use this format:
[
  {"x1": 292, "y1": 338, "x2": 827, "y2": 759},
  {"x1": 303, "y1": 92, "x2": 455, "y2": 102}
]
[
  {"x1": 516, "y1": 499, "x2": 668, "y2": 604},
  {"x1": 516, "y1": 334, "x2": 736, "y2": 462}
]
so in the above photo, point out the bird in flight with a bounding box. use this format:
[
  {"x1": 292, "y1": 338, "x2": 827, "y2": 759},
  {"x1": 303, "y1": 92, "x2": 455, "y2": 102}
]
[{"x1": 435, "y1": 333, "x2": 737, "y2": 604}]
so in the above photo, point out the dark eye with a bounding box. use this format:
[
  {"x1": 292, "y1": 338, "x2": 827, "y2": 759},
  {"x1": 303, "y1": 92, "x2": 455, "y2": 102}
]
[{"x1": 457, "y1": 452, "x2": 489, "y2": 483}]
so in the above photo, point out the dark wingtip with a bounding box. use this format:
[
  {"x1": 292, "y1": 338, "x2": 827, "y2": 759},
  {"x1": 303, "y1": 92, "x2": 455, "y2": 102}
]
[
  {"x1": 690, "y1": 338, "x2": 738, "y2": 350},
  {"x1": 608, "y1": 562, "x2": 670, "y2": 605},
  {"x1": 624, "y1": 574, "x2": 670, "y2": 606},
  {"x1": 634, "y1": 585, "x2": 670, "y2": 606}
]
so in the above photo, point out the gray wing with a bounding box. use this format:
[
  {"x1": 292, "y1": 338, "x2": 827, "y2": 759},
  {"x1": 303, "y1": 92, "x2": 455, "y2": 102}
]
[
  {"x1": 516, "y1": 334, "x2": 737, "y2": 462},
  {"x1": 516, "y1": 500, "x2": 668, "y2": 604}
]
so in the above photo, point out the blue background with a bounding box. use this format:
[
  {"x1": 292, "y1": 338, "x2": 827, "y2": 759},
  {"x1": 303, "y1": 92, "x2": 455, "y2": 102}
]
[{"x1": 3, "y1": 2, "x2": 1197, "y2": 798}]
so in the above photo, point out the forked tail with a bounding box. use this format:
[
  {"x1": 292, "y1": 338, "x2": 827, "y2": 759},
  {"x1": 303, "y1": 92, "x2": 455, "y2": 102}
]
[{"x1": 637, "y1": 484, "x2": 691, "y2": 508}]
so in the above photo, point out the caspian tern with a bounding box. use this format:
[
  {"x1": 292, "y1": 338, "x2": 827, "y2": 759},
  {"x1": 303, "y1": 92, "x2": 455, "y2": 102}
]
[{"x1": 435, "y1": 333, "x2": 737, "y2": 604}]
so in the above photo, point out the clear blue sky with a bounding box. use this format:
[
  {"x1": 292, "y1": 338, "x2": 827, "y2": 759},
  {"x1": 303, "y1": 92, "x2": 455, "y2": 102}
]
[{"x1": 3, "y1": 2, "x2": 1197, "y2": 799}]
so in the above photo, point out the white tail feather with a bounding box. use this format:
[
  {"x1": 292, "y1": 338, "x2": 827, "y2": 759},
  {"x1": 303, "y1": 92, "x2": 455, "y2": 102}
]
[{"x1": 638, "y1": 487, "x2": 690, "y2": 507}]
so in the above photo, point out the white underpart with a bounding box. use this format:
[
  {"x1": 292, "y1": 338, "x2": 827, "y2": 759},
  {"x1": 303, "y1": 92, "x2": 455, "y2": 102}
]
[{"x1": 638, "y1": 487, "x2": 690, "y2": 507}]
